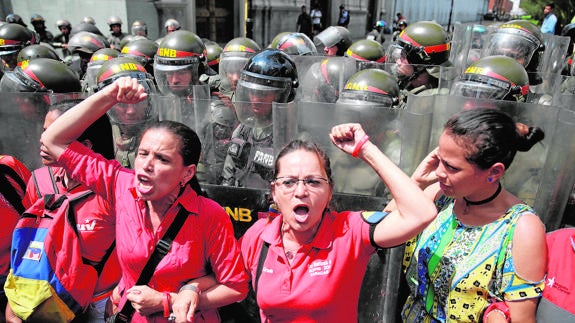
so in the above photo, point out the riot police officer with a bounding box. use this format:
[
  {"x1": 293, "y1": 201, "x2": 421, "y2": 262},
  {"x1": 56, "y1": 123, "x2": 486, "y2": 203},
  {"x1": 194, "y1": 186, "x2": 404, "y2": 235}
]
[
  {"x1": 119, "y1": 38, "x2": 158, "y2": 76},
  {"x1": 216, "y1": 37, "x2": 261, "y2": 98},
  {"x1": 130, "y1": 20, "x2": 148, "y2": 38},
  {"x1": 387, "y1": 20, "x2": 451, "y2": 93},
  {"x1": 0, "y1": 23, "x2": 37, "y2": 74},
  {"x1": 53, "y1": 19, "x2": 72, "y2": 57},
  {"x1": 95, "y1": 57, "x2": 157, "y2": 168},
  {"x1": 313, "y1": 25, "x2": 352, "y2": 56},
  {"x1": 450, "y1": 55, "x2": 530, "y2": 102},
  {"x1": 153, "y1": 30, "x2": 207, "y2": 97},
  {"x1": 106, "y1": 16, "x2": 127, "y2": 50},
  {"x1": 83, "y1": 47, "x2": 119, "y2": 93},
  {"x1": 481, "y1": 20, "x2": 545, "y2": 85},
  {"x1": 66, "y1": 31, "x2": 109, "y2": 79},
  {"x1": 344, "y1": 39, "x2": 386, "y2": 70},
  {"x1": 30, "y1": 14, "x2": 54, "y2": 43},
  {"x1": 268, "y1": 32, "x2": 317, "y2": 56},
  {"x1": 16, "y1": 44, "x2": 60, "y2": 66},
  {"x1": 220, "y1": 49, "x2": 298, "y2": 188},
  {"x1": 197, "y1": 98, "x2": 238, "y2": 184}
]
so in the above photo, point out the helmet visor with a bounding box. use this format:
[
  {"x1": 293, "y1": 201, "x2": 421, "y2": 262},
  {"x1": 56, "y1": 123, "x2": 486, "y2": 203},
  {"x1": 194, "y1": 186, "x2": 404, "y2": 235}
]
[
  {"x1": 337, "y1": 90, "x2": 396, "y2": 106},
  {"x1": 482, "y1": 33, "x2": 537, "y2": 66},
  {"x1": 450, "y1": 80, "x2": 509, "y2": 99},
  {"x1": 314, "y1": 26, "x2": 341, "y2": 50},
  {"x1": 219, "y1": 55, "x2": 250, "y2": 90},
  {"x1": 234, "y1": 76, "x2": 292, "y2": 127},
  {"x1": 107, "y1": 100, "x2": 156, "y2": 125},
  {"x1": 153, "y1": 63, "x2": 199, "y2": 96},
  {"x1": 0, "y1": 68, "x2": 47, "y2": 92},
  {"x1": 97, "y1": 72, "x2": 156, "y2": 93}
]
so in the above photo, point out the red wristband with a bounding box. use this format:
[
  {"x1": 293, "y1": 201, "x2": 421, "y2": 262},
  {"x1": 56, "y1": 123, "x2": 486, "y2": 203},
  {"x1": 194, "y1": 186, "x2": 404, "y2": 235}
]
[
  {"x1": 352, "y1": 135, "x2": 370, "y2": 158},
  {"x1": 483, "y1": 301, "x2": 510, "y2": 322},
  {"x1": 163, "y1": 291, "x2": 171, "y2": 318}
]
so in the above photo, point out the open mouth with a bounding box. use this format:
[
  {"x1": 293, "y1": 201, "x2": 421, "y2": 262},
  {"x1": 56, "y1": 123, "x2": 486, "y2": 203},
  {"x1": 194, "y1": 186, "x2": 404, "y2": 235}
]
[
  {"x1": 294, "y1": 204, "x2": 310, "y2": 222},
  {"x1": 136, "y1": 174, "x2": 153, "y2": 194}
]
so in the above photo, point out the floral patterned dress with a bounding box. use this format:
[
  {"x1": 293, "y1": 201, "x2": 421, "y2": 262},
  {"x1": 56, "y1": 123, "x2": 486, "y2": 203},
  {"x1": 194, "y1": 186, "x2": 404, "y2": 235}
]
[{"x1": 401, "y1": 196, "x2": 544, "y2": 322}]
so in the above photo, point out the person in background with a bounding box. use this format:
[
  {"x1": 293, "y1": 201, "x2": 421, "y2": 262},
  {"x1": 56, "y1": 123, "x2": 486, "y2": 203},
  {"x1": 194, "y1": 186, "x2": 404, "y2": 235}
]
[
  {"x1": 53, "y1": 19, "x2": 72, "y2": 57},
  {"x1": 338, "y1": 5, "x2": 350, "y2": 28},
  {"x1": 541, "y1": 3, "x2": 558, "y2": 34},
  {"x1": 296, "y1": 5, "x2": 313, "y2": 40},
  {"x1": 310, "y1": 2, "x2": 323, "y2": 36},
  {"x1": 239, "y1": 123, "x2": 437, "y2": 322},
  {"x1": 40, "y1": 77, "x2": 249, "y2": 323},
  {"x1": 399, "y1": 108, "x2": 546, "y2": 322},
  {"x1": 106, "y1": 16, "x2": 127, "y2": 51},
  {"x1": 30, "y1": 14, "x2": 54, "y2": 43}
]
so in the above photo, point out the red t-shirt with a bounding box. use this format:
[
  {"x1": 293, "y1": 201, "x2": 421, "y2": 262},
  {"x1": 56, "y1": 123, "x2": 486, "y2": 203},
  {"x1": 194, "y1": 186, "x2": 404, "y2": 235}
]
[
  {"x1": 241, "y1": 210, "x2": 375, "y2": 322},
  {"x1": 0, "y1": 155, "x2": 31, "y2": 277},
  {"x1": 61, "y1": 142, "x2": 248, "y2": 322},
  {"x1": 540, "y1": 228, "x2": 575, "y2": 318}
]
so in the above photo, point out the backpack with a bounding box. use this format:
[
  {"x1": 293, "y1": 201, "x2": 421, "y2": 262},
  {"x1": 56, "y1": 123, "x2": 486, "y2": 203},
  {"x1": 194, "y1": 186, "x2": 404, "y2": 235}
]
[{"x1": 4, "y1": 189, "x2": 100, "y2": 322}]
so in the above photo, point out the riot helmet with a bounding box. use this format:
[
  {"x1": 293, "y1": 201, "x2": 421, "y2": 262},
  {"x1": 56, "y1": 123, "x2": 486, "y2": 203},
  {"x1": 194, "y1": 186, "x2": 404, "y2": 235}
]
[
  {"x1": 203, "y1": 39, "x2": 223, "y2": 74},
  {"x1": 56, "y1": 19, "x2": 72, "y2": 31},
  {"x1": 390, "y1": 21, "x2": 451, "y2": 66},
  {"x1": 337, "y1": 68, "x2": 400, "y2": 107},
  {"x1": 219, "y1": 37, "x2": 261, "y2": 91},
  {"x1": 81, "y1": 17, "x2": 96, "y2": 25},
  {"x1": 0, "y1": 58, "x2": 80, "y2": 93},
  {"x1": 300, "y1": 56, "x2": 357, "y2": 103},
  {"x1": 107, "y1": 16, "x2": 123, "y2": 29},
  {"x1": 269, "y1": 32, "x2": 317, "y2": 56},
  {"x1": 345, "y1": 39, "x2": 386, "y2": 67},
  {"x1": 119, "y1": 34, "x2": 147, "y2": 50},
  {"x1": 119, "y1": 38, "x2": 158, "y2": 74},
  {"x1": 68, "y1": 31, "x2": 109, "y2": 55},
  {"x1": 96, "y1": 57, "x2": 157, "y2": 125},
  {"x1": 153, "y1": 30, "x2": 207, "y2": 96},
  {"x1": 450, "y1": 55, "x2": 529, "y2": 102},
  {"x1": 67, "y1": 31, "x2": 109, "y2": 78},
  {"x1": 131, "y1": 20, "x2": 147, "y2": 37},
  {"x1": 84, "y1": 48, "x2": 119, "y2": 92},
  {"x1": 17, "y1": 44, "x2": 60, "y2": 67},
  {"x1": 70, "y1": 22, "x2": 103, "y2": 36},
  {"x1": 164, "y1": 19, "x2": 181, "y2": 34},
  {"x1": 6, "y1": 14, "x2": 26, "y2": 27},
  {"x1": 0, "y1": 23, "x2": 37, "y2": 70},
  {"x1": 30, "y1": 14, "x2": 46, "y2": 30},
  {"x1": 235, "y1": 49, "x2": 298, "y2": 127},
  {"x1": 314, "y1": 26, "x2": 352, "y2": 56},
  {"x1": 482, "y1": 20, "x2": 544, "y2": 68}
]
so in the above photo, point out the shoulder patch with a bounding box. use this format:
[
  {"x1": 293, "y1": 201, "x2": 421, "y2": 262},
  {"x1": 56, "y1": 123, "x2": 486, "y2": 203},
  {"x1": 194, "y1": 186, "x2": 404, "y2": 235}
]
[{"x1": 361, "y1": 211, "x2": 389, "y2": 224}]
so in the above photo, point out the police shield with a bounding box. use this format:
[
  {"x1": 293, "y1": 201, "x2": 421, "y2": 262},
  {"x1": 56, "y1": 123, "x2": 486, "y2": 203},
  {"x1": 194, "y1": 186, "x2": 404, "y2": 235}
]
[
  {"x1": 0, "y1": 92, "x2": 48, "y2": 170},
  {"x1": 153, "y1": 84, "x2": 210, "y2": 131},
  {"x1": 195, "y1": 96, "x2": 238, "y2": 185}
]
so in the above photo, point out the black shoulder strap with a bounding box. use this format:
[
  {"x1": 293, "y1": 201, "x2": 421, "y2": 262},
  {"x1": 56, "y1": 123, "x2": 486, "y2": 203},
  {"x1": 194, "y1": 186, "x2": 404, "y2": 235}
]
[
  {"x1": 0, "y1": 164, "x2": 27, "y2": 214},
  {"x1": 32, "y1": 166, "x2": 60, "y2": 198},
  {"x1": 115, "y1": 206, "x2": 189, "y2": 321},
  {"x1": 254, "y1": 240, "x2": 269, "y2": 295}
]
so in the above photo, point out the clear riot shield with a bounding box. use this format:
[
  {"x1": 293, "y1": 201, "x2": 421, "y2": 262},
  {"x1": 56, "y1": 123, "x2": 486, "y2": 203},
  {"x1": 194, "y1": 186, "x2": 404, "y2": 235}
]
[
  {"x1": 555, "y1": 75, "x2": 575, "y2": 110},
  {"x1": 539, "y1": 34, "x2": 571, "y2": 77},
  {"x1": 0, "y1": 92, "x2": 48, "y2": 170},
  {"x1": 195, "y1": 96, "x2": 238, "y2": 185},
  {"x1": 294, "y1": 56, "x2": 358, "y2": 103},
  {"x1": 153, "y1": 84, "x2": 210, "y2": 132},
  {"x1": 450, "y1": 24, "x2": 492, "y2": 75},
  {"x1": 534, "y1": 108, "x2": 575, "y2": 230}
]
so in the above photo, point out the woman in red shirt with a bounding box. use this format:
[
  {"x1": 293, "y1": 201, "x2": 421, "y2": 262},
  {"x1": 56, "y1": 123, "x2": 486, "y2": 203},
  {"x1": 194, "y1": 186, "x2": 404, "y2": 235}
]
[{"x1": 41, "y1": 77, "x2": 248, "y2": 323}]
